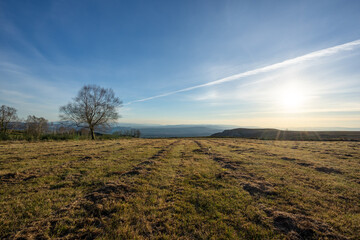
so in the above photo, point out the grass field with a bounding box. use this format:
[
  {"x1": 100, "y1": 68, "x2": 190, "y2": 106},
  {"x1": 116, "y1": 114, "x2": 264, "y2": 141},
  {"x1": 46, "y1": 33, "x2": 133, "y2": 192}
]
[{"x1": 0, "y1": 139, "x2": 359, "y2": 239}]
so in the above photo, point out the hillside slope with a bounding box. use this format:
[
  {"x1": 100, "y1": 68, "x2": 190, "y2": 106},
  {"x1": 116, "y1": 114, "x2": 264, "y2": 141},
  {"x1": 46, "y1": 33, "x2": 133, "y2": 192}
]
[{"x1": 211, "y1": 128, "x2": 360, "y2": 140}]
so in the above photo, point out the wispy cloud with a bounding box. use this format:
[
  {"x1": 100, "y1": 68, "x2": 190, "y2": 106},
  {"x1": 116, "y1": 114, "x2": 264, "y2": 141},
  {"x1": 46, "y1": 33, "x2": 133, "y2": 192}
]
[
  {"x1": 0, "y1": 19, "x2": 47, "y2": 61},
  {"x1": 126, "y1": 39, "x2": 360, "y2": 105}
]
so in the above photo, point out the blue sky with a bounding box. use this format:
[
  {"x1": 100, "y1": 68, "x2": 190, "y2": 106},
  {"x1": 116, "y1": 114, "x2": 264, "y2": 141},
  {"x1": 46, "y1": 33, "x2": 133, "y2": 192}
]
[{"x1": 1, "y1": 0, "x2": 360, "y2": 129}]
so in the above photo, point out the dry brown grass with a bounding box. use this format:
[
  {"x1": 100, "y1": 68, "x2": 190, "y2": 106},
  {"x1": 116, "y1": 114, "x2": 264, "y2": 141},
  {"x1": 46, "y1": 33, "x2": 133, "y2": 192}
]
[{"x1": 0, "y1": 139, "x2": 359, "y2": 239}]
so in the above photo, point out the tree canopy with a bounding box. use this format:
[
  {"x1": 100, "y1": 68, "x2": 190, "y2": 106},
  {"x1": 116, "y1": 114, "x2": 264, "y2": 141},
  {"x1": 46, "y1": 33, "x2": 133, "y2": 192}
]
[
  {"x1": 59, "y1": 85, "x2": 122, "y2": 139},
  {"x1": 0, "y1": 105, "x2": 18, "y2": 134}
]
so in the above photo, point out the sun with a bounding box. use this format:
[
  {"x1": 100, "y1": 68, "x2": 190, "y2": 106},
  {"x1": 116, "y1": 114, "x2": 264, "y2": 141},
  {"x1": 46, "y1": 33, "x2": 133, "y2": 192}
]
[
  {"x1": 277, "y1": 84, "x2": 306, "y2": 111},
  {"x1": 281, "y1": 91, "x2": 303, "y2": 108}
]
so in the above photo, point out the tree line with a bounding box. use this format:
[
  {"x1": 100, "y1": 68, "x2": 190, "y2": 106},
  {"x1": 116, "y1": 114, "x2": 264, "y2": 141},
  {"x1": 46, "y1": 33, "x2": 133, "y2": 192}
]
[{"x1": 0, "y1": 85, "x2": 140, "y2": 140}]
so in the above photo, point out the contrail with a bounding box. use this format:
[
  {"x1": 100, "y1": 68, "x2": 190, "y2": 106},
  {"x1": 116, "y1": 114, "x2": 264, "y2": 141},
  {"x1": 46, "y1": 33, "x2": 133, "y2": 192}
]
[{"x1": 125, "y1": 39, "x2": 360, "y2": 105}]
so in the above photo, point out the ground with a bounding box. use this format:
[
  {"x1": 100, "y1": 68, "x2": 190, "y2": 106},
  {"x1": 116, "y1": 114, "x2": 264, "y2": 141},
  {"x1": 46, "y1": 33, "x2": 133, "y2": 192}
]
[{"x1": 0, "y1": 139, "x2": 359, "y2": 239}]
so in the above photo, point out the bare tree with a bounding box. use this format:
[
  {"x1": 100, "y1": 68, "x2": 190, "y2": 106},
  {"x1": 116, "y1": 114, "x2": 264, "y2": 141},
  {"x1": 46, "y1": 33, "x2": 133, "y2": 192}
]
[
  {"x1": 59, "y1": 85, "x2": 122, "y2": 140},
  {"x1": 0, "y1": 105, "x2": 18, "y2": 135},
  {"x1": 25, "y1": 115, "x2": 48, "y2": 138}
]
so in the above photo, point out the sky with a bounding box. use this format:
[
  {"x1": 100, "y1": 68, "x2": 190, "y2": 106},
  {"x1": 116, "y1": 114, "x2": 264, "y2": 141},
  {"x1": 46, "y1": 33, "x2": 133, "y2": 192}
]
[{"x1": 1, "y1": 0, "x2": 360, "y2": 129}]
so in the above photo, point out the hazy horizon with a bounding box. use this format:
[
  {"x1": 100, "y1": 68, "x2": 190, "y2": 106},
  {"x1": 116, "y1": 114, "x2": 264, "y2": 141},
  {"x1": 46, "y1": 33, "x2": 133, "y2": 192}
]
[{"x1": 1, "y1": 0, "x2": 360, "y2": 129}]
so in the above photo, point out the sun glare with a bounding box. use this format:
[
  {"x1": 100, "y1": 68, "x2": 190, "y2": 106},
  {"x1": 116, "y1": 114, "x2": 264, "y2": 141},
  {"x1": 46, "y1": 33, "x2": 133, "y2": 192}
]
[{"x1": 277, "y1": 83, "x2": 306, "y2": 112}]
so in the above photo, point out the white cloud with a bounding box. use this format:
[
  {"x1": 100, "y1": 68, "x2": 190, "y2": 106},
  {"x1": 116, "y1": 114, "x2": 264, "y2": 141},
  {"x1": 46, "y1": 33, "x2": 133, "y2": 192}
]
[{"x1": 126, "y1": 39, "x2": 360, "y2": 105}]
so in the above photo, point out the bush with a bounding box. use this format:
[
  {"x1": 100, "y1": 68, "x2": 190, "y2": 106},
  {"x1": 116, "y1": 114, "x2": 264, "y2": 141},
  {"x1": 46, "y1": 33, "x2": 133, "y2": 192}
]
[{"x1": 0, "y1": 131, "x2": 140, "y2": 142}]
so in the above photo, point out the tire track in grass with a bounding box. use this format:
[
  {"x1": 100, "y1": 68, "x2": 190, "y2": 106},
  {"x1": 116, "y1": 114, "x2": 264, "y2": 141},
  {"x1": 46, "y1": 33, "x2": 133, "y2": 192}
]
[
  {"x1": 89, "y1": 139, "x2": 183, "y2": 239},
  {"x1": 0, "y1": 140, "x2": 160, "y2": 188},
  {"x1": 13, "y1": 139, "x2": 181, "y2": 239},
  {"x1": 108, "y1": 139, "x2": 181, "y2": 177},
  {"x1": 194, "y1": 140, "x2": 276, "y2": 197},
  {"x1": 193, "y1": 139, "x2": 345, "y2": 240},
  {"x1": 209, "y1": 139, "x2": 347, "y2": 187},
  {"x1": 8, "y1": 139, "x2": 352, "y2": 239},
  {"x1": 154, "y1": 140, "x2": 266, "y2": 239}
]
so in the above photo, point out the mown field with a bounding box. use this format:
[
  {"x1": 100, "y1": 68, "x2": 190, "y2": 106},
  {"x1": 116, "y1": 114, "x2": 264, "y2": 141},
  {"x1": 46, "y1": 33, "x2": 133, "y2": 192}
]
[{"x1": 0, "y1": 139, "x2": 359, "y2": 239}]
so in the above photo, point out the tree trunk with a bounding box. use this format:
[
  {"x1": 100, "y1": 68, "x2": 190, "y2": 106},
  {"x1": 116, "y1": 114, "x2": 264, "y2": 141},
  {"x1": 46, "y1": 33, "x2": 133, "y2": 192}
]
[
  {"x1": 90, "y1": 127, "x2": 95, "y2": 140},
  {"x1": 0, "y1": 121, "x2": 5, "y2": 134}
]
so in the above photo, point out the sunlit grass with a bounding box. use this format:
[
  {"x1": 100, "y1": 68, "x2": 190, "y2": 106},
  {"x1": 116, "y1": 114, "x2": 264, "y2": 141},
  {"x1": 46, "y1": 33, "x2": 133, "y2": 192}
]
[{"x1": 0, "y1": 139, "x2": 359, "y2": 239}]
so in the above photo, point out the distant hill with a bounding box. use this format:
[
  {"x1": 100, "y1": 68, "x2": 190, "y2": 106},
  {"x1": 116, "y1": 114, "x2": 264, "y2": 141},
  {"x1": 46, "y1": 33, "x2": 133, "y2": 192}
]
[
  {"x1": 138, "y1": 126, "x2": 222, "y2": 138},
  {"x1": 211, "y1": 128, "x2": 360, "y2": 141},
  {"x1": 111, "y1": 124, "x2": 240, "y2": 138},
  {"x1": 138, "y1": 125, "x2": 239, "y2": 138},
  {"x1": 8, "y1": 122, "x2": 239, "y2": 138}
]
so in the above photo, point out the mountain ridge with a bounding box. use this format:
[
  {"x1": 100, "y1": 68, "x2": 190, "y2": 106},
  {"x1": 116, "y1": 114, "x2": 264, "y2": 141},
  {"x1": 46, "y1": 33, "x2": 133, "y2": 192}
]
[{"x1": 211, "y1": 128, "x2": 360, "y2": 141}]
